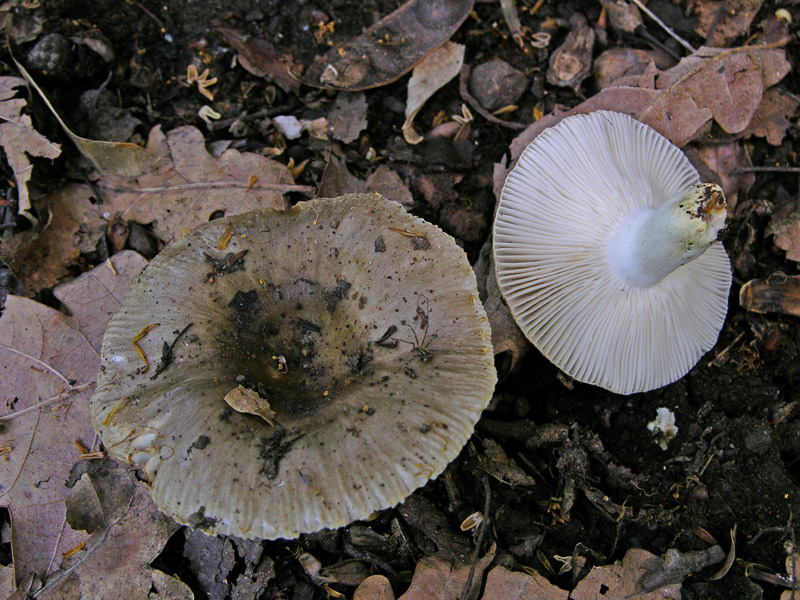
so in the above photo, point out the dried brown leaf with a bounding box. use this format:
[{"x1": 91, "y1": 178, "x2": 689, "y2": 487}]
[
  {"x1": 704, "y1": 0, "x2": 764, "y2": 47},
  {"x1": 53, "y1": 251, "x2": 148, "y2": 353},
  {"x1": 3, "y1": 126, "x2": 304, "y2": 294},
  {"x1": 740, "y1": 273, "x2": 800, "y2": 316},
  {"x1": 328, "y1": 92, "x2": 369, "y2": 144},
  {"x1": 742, "y1": 87, "x2": 800, "y2": 145},
  {"x1": 768, "y1": 197, "x2": 800, "y2": 262},
  {"x1": 398, "y1": 544, "x2": 495, "y2": 600},
  {"x1": 355, "y1": 574, "x2": 395, "y2": 600},
  {"x1": 570, "y1": 548, "x2": 682, "y2": 599},
  {"x1": 37, "y1": 460, "x2": 190, "y2": 599},
  {"x1": 481, "y1": 565, "x2": 568, "y2": 599},
  {"x1": 215, "y1": 26, "x2": 302, "y2": 95},
  {"x1": 694, "y1": 142, "x2": 754, "y2": 212},
  {"x1": 496, "y1": 42, "x2": 790, "y2": 198},
  {"x1": 301, "y1": 0, "x2": 473, "y2": 91},
  {"x1": 0, "y1": 296, "x2": 97, "y2": 586},
  {"x1": 0, "y1": 76, "x2": 61, "y2": 220},
  {"x1": 318, "y1": 153, "x2": 413, "y2": 207}
]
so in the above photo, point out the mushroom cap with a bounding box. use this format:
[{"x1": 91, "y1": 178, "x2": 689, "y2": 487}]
[
  {"x1": 91, "y1": 193, "x2": 496, "y2": 539},
  {"x1": 494, "y1": 111, "x2": 731, "y2": 395}
]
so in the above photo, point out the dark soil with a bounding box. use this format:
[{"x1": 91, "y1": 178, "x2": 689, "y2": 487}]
[{"x1": 2, "y1": 0, "x2": 799, "y2": 599}]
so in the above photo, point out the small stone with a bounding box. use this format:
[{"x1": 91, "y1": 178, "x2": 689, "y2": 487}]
[
  {"x1": 26, "y1": 33, "x2": 71, "y2": 78},
  {"x1": 468, "y1": 60, "x2": 528, "y2": 112}
]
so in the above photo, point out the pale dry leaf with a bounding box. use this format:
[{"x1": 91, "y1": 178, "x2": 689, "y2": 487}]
[
  {"x1": 328, "y1": 92, "x2": 369, "y2": 144},
  {"x1": 398, "y1": 544, "x2": 496, "y2": 600},
  {"x1": 12, "y1": 53, "x2": 161, "y2": 178},
  {"x1": 223, "y1": 384, "x2": 276, "y2": 424},
  {"x1": 37, "y1": 460, "x2": 191, "y2": 599},
  {"x1": 54, "y1": 251, "x2": 148, "y2": 353},
  {"x1": 403, "y1": 41, "x2": 465, "y2": 144},
  {"x1": 0, "y1": 295, "x2": 97, "y2": 586},
  {"x1": 570, "y1": 548, "x2": 682, "y2": 599},
  {"x1": 355, "y1": 574, "x2": 395, "y2": 600},
  {"x1": 481, "y1": 565, "x2": 568, "y2": 600},
  {"x1": 0, "y1": 76, "x2": 61, "y2": 220}
]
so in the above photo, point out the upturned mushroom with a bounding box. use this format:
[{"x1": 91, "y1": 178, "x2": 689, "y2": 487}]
[
  {"x1": 91, "y1": 193, "x2": 496, "y2": 539},
  {"x1": 494, "y1": 110, "x2": 731, "y2": 395}
]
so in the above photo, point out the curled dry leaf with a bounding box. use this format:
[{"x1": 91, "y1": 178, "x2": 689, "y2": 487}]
[
  {"x1": 0, "y1": 76, "x2": 61, "y2": 221},
  {"x1": 740, "y1": 273, "x2": 800, "y2": 317},
  {"x1": 12, "y1": 53, "x2": 159, "y2": 178},
  {"x1": 402, "y1": 41, "x2": 465, "y2": 144},
  {"x1": 37, "y1": 460, "x2": 190, "y2": 599},
  {"x1": 0, "y1": 296, "x2": 96, "y2": 587},
  {"x1": 301, "y1": 0, "x2": 473, "y2": 91},
  {"x1": 223, "y1": 385, "x2": 276, "y2": 424}
]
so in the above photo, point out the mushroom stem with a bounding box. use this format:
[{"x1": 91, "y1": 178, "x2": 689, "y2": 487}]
[{"x1": 609, "y1": 183, "x2": 727, "y2": 288}]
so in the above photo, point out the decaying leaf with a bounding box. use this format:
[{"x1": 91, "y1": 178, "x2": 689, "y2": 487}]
[
  {"x1": 354, "y1": 574, "x2": 395, "y2": 600},
  {"x1": 318, "y1": 153, "x2": 413, "y2": 206},
  {"x1": 327, "y1": 92, "x2": 369, "y2": 144},
  {"x1": 482, "y1": 565, "x2": 568, "y2": 599},
  {"x1": 0, "y1": 76, "x2": 61, "y2": 221},
  {"x1": 742, "y1": 88, "x2": 800, "y2": 145},
  {"x1": 12, "y1": 53, "x2": 160, "y2": 178},
  {"x1": 37, "y1": 460, "x2": 190, "y2": 599},
  {"x1": 402, "y1": 41, "x2": 465, "y2": 144},
  {"x1": 570, "y1": 547, "x2": 686, "y2": 598},
  {"x1": 223, "y1": 385, "x2": 276, "y2": 424},
  {"x1": 397, "y1": 543, "x2": 495, "y2": 600},
  {"x1": 3, "y1": 125, "x2": 306, "y2": 294},
  {"x1": 301, "y1": 0, "x2": 473, "y2": 91},
  {"x1": 768, "y1": 197, "x2": 800, "y2": 262},
  {"x1": 547, "y1": 14, "x2": 595, "y2": 92},
  {"x1": 0, "y1": 296, "x2": 97, "y2": 586},
  {"x1": 496, "y1": 41, "x2": 790, "y2": 198},
  {"x1": 740, "y1": 273, "x2": 800, "y2": 317},
  {"x1": 694, "y1": 141, "x2": 754, "y2": 212},
  {"x1": 703, "y1": 0, "x2": 763, "y2": 47},
  {"x1": 215, "y1": 25, "x2": 302, "y2": 95},
  {"x1": 53, "y1": 251, "x2": 149, "y2": 353}
]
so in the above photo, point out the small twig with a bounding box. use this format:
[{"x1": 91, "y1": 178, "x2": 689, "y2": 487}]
[
  {"x1": 630, "y1": 0, "x2": 697, "y2": 53},
  {"x1": 97, "y1": 181, "x2": 316, "y2": 195},
  {"x1": 463, "y1": 475, "x2": 492, "y2": 599},
  {"x1": 733, "y1": 166, "x2": 800, "y2": 174},
  {"x1": 0, "y1": 382, "x2": 95, "y2": 422}
]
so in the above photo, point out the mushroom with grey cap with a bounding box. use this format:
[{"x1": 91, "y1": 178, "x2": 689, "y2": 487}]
[
  {"x1": 493, "y1": 110, "x2": 731, "y2": 395},
  {"x1": 91, "y1": 193, "x2": 496, "y2": 539}
]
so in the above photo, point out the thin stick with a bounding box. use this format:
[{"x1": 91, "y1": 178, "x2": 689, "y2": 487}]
[
  {"x1": 733, "y1": 166, "x2": 800, "y2": 174},
  {"x1": 630, "y1": 0, "x2": 697, "y2": 53}
]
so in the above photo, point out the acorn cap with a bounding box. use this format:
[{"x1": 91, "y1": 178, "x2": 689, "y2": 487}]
[
  {"x1": 494, "y1": 111, "x2": 731, "y2": 395},
  {"x1": 91, "y1": 193, "x2": 496, "y2": 539}
]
